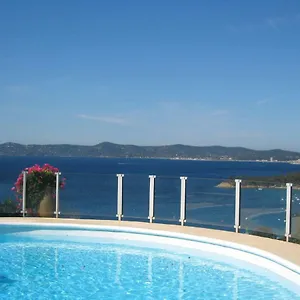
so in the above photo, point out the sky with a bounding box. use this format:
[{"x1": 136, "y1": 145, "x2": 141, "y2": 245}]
[{"x1": 1, "y1": 1, "x2": 300, "y2": 150}]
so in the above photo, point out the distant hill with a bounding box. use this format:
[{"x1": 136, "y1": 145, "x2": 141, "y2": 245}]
[{"x1": 0, "y1": 142, "x2": 300, "y2": 161}]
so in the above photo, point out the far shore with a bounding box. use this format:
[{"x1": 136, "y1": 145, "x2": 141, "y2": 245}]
[
  {"x1": 216, "y1": 181, "x2": 300, "y2": 190},
  {"x1": 0, "y1": 154, "x2": 299, "y2": 164}
]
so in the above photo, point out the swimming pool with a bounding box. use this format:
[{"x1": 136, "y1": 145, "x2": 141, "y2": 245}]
[{"x1": 0, "y1": 223, "x2": 300, "y2": 299}]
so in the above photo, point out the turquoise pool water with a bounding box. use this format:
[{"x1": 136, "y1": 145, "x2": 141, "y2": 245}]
[{"x1": 0, "y1": 225, "x2": 299, "y2": 299}]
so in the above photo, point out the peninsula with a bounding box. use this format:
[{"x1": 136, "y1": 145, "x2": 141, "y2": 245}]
[
  {"x1": 217, "y1": 172, "x2": 300, "y2": 190},
  {"x1": 1, "y1": 142, "x2": 300, "y2": 161}
]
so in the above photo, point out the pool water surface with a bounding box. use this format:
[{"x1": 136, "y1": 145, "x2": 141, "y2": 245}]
[{"x1": 0, "y1": 225, "x2": 299, "y2": 300}]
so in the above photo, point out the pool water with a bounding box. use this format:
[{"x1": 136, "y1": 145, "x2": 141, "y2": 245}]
[{"x1": 0, "y1": 226, "x2": 299, "y2": 300}]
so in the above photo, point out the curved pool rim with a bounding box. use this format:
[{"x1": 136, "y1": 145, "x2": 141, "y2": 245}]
[{"x1": 1, "y1": 220, "x2": 300, "y2": 288}]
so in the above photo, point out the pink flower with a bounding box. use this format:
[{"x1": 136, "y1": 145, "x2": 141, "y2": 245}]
[{"x1": 12, "y1": 164, "x2": 66, "y2": 201}]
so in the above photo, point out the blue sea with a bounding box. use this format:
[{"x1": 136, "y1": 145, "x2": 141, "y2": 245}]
[{"x1": 1, "y1": 156, "x2": 300, "y2": 238}]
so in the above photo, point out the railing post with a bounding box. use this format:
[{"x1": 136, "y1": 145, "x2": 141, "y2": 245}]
[
  {"x1": 54, "y1": 172, "x2": 61, "y2": 218},
  {"x1": 285, "y1": 183, "x2": 292, "y2": 242},
  {"x1": 179, "y1": 177, "x2": 187, "y2": 226},
  {"x1": 148, "y1": 175, "x2": 156, "y2": 223},
  {"x1": 116, "y1": 174, "x2": 124, "y2": 221},
  {"x1": 21, "y1": 171, "x2": 27, "y2": 217},
  {"x1": 234, "y1": 179, "x2": 242, "y2": 233}
]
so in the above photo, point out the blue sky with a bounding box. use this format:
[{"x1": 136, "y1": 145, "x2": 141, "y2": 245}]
[{"x1": 1, "y1": 1, "x2": 300, "y2": 150}]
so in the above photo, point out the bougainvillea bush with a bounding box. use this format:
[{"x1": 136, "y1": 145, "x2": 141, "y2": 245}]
[{"x1": 12, "y1": 164, "x2": 66, "y2": 213}]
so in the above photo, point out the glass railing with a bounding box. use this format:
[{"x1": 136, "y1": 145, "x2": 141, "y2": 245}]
[
  {"x1": 154, "y1": 176, "x2": 180, "y2": 224},
  {"x1": 186, "y1": 178, "x2": 235, "y2": 230},
  {"x1": 1, "y1": 171, "x2": 299, "y2": 244},
  {"x1": 60, "y1": 173, "x2": 117, "y2": 219},
  {"x1": 122, "y1": 174, "x2": 149, "y2": 221},
  {"x1": 25, "y1": 184, "x2": 55, "y2": 217},
  {"x1": 0, "y1": 180, "x2": 17, "y2": 216},
  {"x1": 291, "y1": 188, "x2": 300, "y2": 242},
  {"x1": 0, "y1": 190, "x2": 19, "y2": 216},
  {"x1": 240, "y1": 180, "x2": 286, "y2": 239}
]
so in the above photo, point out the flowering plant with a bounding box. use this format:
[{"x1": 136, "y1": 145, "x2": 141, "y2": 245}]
[{"x1": 12, "y1": 164, "x2": 66, "y2": 213}]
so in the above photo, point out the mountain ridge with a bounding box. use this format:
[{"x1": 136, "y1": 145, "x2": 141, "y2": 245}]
[{"x1": 0, "y1": 142, "x2": 300, "y2": 161}]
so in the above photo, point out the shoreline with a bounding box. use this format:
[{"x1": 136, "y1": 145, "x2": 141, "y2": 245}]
[
  {"x1": 216, "y1": 182, "x2": 300, "y2": 190},
  {"x1": 0, "y1": 155, "x2": 298, "y2": 164}
]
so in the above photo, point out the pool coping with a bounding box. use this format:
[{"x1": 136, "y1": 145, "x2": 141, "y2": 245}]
[{"x1": 1, "y1": 217, "x2": 300, "y2": 267}]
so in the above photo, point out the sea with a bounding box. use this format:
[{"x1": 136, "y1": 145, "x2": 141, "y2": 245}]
[{"x1": 1, "y1": 156, "x2": 300, "y2": 238}]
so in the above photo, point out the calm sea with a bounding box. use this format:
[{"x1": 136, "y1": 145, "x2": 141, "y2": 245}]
[{"x1": 1, "y1": 156, "x2": 300, "y2": 237}]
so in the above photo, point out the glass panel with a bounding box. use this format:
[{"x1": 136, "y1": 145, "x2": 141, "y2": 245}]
[
  {"x1": 186, "y1": 178, "x2": 235, "y2": 230},
  {"x1": 26, "y1": 182, "x2": 56, "y2": 218},
  {"x1": 123, "y1": 174, "x2": 149, "y2": 221},
  {"x1": 60, "y1": 173, "x2": 117, "y2": 219},
  {"x1": 0, "y1": 175, "x2": 18, "y2": 216},
  {"x1": 0, "y1": 159, "x2": 20, "y2": 217},
  {"x1": 154, "y1": 176, "x2": 180, "y2": 224},
  {"x1": 291, "y1": 189, "x2": 300, "y2": 243},
  {"x1": 240, "y1": 180, "x2": 286, "y2": 239}
]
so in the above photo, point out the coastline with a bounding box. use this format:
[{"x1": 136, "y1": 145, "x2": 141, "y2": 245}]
[
  {"x1": 0, "y1": 154, "x2": 297, "y2": 164},
  {"x1": 216, "y1": 181, "x2": 300, "y2": 190}
]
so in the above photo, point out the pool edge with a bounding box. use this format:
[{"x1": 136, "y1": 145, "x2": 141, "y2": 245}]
[{"x1": 1, "y1": 218, "x2": 300, "y2": 280}]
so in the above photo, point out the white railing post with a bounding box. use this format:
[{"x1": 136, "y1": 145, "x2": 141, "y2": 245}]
[
  {"x1": 54, "y1": 172, "x2": 61, "y2": 218},
  {"x1": 179, "y1": 177, "x2": 187, "y2": 226},
  {"x1": 234, "y1": 179, "x2": 242, "y2": 233},
  {"x1": 148, "y1": 175, "x2": 156, "y2": 223},
  {"x1": 21, "y1": 171, "x2": 27, "y2": 217},
  {"x1": 285, "y1": 183, "x2": 292, "y2": 242},
  {"x1": 116, "y1": 174, "x2": 124, "y2": 221}
]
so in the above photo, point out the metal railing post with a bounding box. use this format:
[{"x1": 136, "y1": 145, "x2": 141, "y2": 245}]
[
  {"x1": 116, "y1": 174, "x2": 124, "y2": 221},
  {"x1": 21, "y1": 171, "x2": 27, "y2": 217},
  {"x1": 285, "y1": 183, "x2": 293, "y2": 242},
  {"x1": 148, "y1": 175, "x2": 156, "y2": 223},
  {"x1": 179, "y1": 177, "x2": 187, "y2": 226},
  {"x1": 54, "y1": 172, "x2": 61, "y2": 218},
  {"x1": 234, "y1": 179, "x2": 242, "y2": 233}
]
